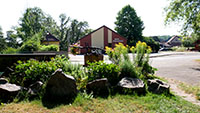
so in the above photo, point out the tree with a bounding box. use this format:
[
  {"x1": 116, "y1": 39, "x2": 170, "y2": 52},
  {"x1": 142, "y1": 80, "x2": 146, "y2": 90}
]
[
  {"x1": 115, "y1": 5, "x2": 144, "y2": 46},
  {"x1": 58, "y1": 14, "x2": 89, "y2": 51},
  {"x1": 58, "y1": 14, "x2": 70, "y2": 51},
  {"x1": 17, "y1": 7, "x2": 59, "y2": 43},
  {"x1": 165, "y1": 0, "x2": 200, "y2": 39},
  {"x1": 18, "y1": 7, "x2": 46, "y2": 42},
  {"x1": 0, "y1": 26, "x2": 7, "y2": 52},
  {"x1": 5, "y1": 30, "x2": 20, "y2": 48}
]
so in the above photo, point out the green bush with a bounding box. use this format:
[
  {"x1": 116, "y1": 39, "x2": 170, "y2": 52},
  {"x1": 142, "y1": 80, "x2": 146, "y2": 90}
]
[
  {"x1": 9, "y1": 59, "x2": 57, "y2": 87},
  {"x1": 119, "y1": 60, "x2": 139, "y2": 79},
  {"x1": 39, "y1": 45, "x2": 59, "y2": 51},
  {"x1": 106, "y1": 41, "x2": 156, "y2": 80},
  {"x1": 87, "y1": 61, "x2": 120, "y2": 85},
  {"x1": 181, "y1": 37, "x2": 195, "y2": 48},
  {"x1": 19, "y1": 33, "x2": 41, "y2": 52},
  {"x1": 2, "y1": 47, "x2": 19, "y2": 54},
  {"x1": 143, "y1": 37, "x2": 160, "y2": 53},
  {"x1": 9, "y1": 55, "x2": 85, "y2": 87}
]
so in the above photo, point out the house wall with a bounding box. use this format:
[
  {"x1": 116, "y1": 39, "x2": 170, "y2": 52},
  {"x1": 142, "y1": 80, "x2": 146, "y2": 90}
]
[
  {"x1": 112, "y1": 31, "x2": 127, "y2": 48},
  {"x1": 42, "y1": 41, "x2": 60, "y2": 45},
  {"x1": 79, "y1": 26, "x2": 127, "y2": 54},
  {"x1": 80, "y1": 35, "x2": 91, "y2": 54},
  {"x1": 91, "y1": 27, "x2": 104, "y2": 49},
  {"x1": 108, "y1": 29, "x2": 112, "y2": 43}
]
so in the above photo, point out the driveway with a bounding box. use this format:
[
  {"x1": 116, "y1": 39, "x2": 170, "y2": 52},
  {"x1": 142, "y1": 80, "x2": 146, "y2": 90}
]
[{"x1": 150, "y1": 52, "x2": 200, "y2": 86}]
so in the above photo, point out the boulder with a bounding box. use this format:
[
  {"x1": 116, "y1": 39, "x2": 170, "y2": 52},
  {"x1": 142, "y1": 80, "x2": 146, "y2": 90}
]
[
  {"x1": 0, "y1": 82, "x2": 22, "y2": 102},
  {"x1": 46, "y1": 69, "x2": 77, "y2": 99},
  {"x1": 147, "y1": 79, "x2": 170, "y2": 94},
  {"x1": 117, "y1": 77, "x2": 145, "y2": 94},
  {"x1": 28, "y1": 81, "x2": 43, "y2": 95},
  {"x1": 86, "y1": 78, "x2": 110, "y2": 96}
]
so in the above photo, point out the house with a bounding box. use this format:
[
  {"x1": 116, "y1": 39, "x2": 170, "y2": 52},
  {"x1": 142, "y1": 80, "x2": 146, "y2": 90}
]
[
  {"x1": 77, "y1": 25, "x2": 127, "y2": 54},
  {"x1": 165, "y1": 35, "x2": 182, "y2": 47},
  {"x1": 42, "y1": 33, "x2": 60, "y2": 46}
]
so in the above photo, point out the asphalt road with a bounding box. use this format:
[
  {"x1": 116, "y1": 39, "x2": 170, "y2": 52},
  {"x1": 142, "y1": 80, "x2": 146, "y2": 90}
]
[{"x1": 150, "y1": 52, "x2": 200, "y2": 86}]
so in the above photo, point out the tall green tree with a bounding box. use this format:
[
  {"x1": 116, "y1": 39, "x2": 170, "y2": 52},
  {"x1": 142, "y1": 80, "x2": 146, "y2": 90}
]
[
  {"x1": 5, "y1": 30, "x2": 20, "y2": 48},
  {"x1": 18, "y1": 7, "x2": 45, "y2": 41},
  {"x1": 165, "y1": 0, "x2": 200, "y2": 39},
  {"x1": 17, "y1": 7, "x2": 59, "y2": 42},
  {"x1": 0, "y1": 26, "x2": 7, "y2": 52},
  {"x1": 115, "y1": 5, "x2": 144, "y2": 46},
  {"x1": 58, "y1": 14, "x2": 89, "y2": 51},
  {"x1": 58, "y1": 14, "x2": 70, "y2": 51}
]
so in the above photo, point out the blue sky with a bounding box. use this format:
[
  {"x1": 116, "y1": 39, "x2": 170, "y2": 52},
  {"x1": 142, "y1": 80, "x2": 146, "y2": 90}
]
[{"x1": 0, "y1": 0, "x2": 181, "y2": 36}]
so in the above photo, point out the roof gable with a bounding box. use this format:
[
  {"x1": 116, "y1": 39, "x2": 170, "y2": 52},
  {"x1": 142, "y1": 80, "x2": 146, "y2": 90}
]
[
  {"x1": 166, "y1": 35, "x2": 181, "y2": 43},
  {"x1": 43, "y1": 33, "x2": 60, "y2": 42},
  {"x1": 79, "y1": 25, "x2": 127, "y2": 41}
]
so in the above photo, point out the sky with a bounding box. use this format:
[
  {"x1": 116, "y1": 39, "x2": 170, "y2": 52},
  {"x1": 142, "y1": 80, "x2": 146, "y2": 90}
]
[{"x1": 0, "y1": 0, "x2": 181, "y2": 36}]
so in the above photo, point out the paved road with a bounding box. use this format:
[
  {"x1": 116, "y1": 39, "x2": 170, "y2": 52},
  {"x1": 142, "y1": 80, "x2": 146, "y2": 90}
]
[{"x1": 150, "y1": 52, "x2": 200, "y2": 86}]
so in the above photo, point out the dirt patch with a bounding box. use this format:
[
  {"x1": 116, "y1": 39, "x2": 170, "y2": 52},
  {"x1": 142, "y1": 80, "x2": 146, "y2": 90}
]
[{"x1": 167, "y1": 78, "x2": 200, "y2": 106}]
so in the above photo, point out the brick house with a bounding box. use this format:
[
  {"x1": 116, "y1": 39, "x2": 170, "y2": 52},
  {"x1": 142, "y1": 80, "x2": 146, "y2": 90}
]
[{"x1": 77, "y1": 25, "x2": 127, "y2": 54}]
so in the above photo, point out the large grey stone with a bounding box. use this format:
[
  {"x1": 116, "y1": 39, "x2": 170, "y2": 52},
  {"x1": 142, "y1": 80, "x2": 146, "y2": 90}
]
[
  {"x1": 46, "y1": 69, "x2": 77, "y2": 98},
  {"x1": 117, "y1": 77, "x2": 144, "y2": 89},
  {"x1": 117, "y1": 77, "x2": 145, "y2": 93},
  {"x1": 86, "y1": 78, "x2": 110, "y2": 96},
  {"x1": 147, "y1": 79, "x2": 170, "y2": 94},
  {"x1": 0, "y1": 82, "x2": 22, "y2": 101}
]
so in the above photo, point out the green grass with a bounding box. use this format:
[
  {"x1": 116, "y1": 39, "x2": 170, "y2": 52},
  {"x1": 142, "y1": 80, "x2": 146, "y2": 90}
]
[
  {"x1": 0, "y1": 93, "x2": 199, "y2": 113},
  {"x1": 178, "y1": 82, "x2": 200, "y2": 100}
]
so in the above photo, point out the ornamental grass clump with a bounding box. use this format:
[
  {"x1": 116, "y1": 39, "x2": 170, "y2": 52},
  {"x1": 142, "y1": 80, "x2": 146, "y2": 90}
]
[{"x1": 105, "y1": 41, "x2": 156, "y2": 80}]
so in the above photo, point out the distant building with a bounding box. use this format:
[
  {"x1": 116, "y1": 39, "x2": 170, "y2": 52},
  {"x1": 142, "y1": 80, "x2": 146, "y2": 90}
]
[
  {"x1": 77, "y1": 25, "x2": 127, "y2": 54},
  {"x1": 165, "y1": 35, "x2": 182, "y2": 47},
  {"x1": 42, "y1": 33, "x2": 60, "y2": 46}
]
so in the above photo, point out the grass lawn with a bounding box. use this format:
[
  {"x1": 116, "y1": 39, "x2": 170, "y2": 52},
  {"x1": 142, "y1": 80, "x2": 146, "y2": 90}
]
[{"x1": 0, "y1": 93, "x2": 200, "y2": 113}]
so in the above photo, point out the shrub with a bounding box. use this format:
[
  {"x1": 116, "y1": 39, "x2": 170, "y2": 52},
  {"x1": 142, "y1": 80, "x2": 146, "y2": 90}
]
[
  {"x1": 181, "y1": 37, "x2": 195, "y2": 48},
  {"x1": 2, "y1": 47, "x2": 19, "y2": 54},
  {"x1": 9, "y1": 55, "x2": 85, "y2": 87},
  {"x1": 87, "y1": 61, "x2": 120, "y2": 85},
  {"x1": 19, "y1": 33, "x2": 41, "y2": 52},
  {"x1": 105, "y1": 42, "x2": 156, "y2": 80},
  {"x1": 143, "y1": 37, "x2": 160, "y2": 53},
  {"x1": 9, "y1": 59, "x2": 57, "y2": 87},
  {"x1": 39, "y1": 45, "x2": 59, "y2": 51},
  {"x1": 105, "y1": 43, "x2": 128, "y2": 65}
]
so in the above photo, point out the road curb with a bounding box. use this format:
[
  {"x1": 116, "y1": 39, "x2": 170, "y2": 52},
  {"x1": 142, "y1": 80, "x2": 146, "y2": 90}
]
[{"x1": 150, "y1": 53, "x2": 184, "y2": 58}]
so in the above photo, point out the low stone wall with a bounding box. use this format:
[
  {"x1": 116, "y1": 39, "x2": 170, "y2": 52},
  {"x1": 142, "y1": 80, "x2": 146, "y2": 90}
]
[{"x1": 0, "y1": 53, "x2": 57, "y2": 72}]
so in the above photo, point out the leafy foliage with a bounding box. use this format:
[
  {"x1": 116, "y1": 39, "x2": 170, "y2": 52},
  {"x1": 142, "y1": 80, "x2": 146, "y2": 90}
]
[
  {"x1": 181, "y1": 37, "x2": 195, "y2": 48},
  {"x1": 87, "y1": 61, "x2": 120, "y2": 85},
  {"x1": 143, "y1": 37, "x2": 160, "y2": 53},
  {"x1": 58, "y1": 14, "x2": 89, "y2": 51},
  {"x1": 19, "y1": 33, "x2": 41, "y2": 52},
  {"x1": 9, "y1": 55, "x2": 85, "y2": 88},
  {"x1": 106, "y1": 42, "x2": 156, "y2": 80},
  {"x1": 39, "y1": 45, "x2": 59, "y2": 51},
  {"x1": 165, "y1": 0, "x2": 200, "y2": 39},
  {"x1": 115, "y1": 5, "x2": 144, "y2": 46},
  {"x1": 0, "y1": 26, "x2": 7, "y2": 52},
  {"x1": 2, "y1": 47, "x2": 19, "y2": 54}
]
